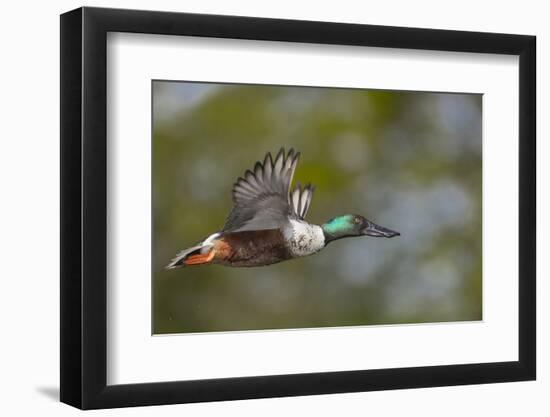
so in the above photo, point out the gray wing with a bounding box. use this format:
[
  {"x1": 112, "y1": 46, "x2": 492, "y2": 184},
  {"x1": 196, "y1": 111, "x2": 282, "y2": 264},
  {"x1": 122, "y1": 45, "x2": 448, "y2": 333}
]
[
  {"x1": 222, "y1": 148, "x2": 301, "y2": 233},
  {"x1": 289, "y1": 183, "x2": 315, "y2": 220}
]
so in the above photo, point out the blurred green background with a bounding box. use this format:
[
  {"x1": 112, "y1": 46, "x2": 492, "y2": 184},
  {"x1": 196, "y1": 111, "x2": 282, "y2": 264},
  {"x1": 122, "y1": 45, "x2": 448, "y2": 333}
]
[{"x1": 152, "y1": 81, "x2": 482, "y2": 334}]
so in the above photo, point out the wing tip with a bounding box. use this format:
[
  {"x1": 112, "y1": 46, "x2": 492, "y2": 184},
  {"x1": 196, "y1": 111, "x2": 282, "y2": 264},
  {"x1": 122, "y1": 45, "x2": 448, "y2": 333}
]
[
  {"x1": 272, "y1": 147, "x2": 300, "y2": 164},
  {"x1": 264, "y1": 151, "x2": 274, "y2": 167},
  {"x1": 230, "y1": 148, "x2": 302, "y2": 205}
]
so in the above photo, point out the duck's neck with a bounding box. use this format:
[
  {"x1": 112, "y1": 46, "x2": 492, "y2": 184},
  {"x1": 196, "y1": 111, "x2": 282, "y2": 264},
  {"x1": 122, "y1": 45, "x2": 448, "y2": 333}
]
[{"x1": 321, "y1": 221, "x2": 353, "y2": 244}]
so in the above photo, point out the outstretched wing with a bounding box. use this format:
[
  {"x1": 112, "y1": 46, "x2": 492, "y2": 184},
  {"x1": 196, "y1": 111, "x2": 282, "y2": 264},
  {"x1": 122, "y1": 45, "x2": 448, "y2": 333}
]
[
  {"x1": 222, "y1": 148, "x2": 300, "y2": 233},
  {"x1": 290, "y1": 183, "x2": 315, "y2": 220}
]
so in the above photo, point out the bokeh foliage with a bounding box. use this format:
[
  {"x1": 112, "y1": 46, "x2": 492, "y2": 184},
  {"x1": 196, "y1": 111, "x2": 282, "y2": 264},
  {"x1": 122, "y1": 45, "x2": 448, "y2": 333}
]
[{"x1": 153, "y1": 81, "x2": 482, "y2": 334}]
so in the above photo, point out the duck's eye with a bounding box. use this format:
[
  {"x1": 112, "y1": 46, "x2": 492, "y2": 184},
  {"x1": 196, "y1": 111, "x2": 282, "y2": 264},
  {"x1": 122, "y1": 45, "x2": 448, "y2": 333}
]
[{"x1": 353, "y1": 217, "x2": 361, "y2": 224}]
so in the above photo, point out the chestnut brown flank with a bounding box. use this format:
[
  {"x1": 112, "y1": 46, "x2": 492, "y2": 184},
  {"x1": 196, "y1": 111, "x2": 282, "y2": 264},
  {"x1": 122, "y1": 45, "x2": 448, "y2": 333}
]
[{"x1": 212, "y1": 229, "x2": 291, "y2": 267}]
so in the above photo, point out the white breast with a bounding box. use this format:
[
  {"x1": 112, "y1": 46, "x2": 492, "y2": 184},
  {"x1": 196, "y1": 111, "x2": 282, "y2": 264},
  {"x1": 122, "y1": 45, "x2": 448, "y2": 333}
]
[{"x1": 284, "y1": 220, "x2": 325, "y2": 257}]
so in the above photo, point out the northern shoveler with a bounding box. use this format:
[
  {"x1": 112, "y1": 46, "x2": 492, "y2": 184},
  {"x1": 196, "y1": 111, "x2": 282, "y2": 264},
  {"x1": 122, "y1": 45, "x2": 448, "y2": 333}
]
[{"x1": 166, "y1": 148, "x2": 399, "y2": 269}]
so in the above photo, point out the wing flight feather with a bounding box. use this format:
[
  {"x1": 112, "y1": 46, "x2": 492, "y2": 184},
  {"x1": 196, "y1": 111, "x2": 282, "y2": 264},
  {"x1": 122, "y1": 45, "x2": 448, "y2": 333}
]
[{"x1": 223, "y1": 148, "x2": 309, "y2": 232}]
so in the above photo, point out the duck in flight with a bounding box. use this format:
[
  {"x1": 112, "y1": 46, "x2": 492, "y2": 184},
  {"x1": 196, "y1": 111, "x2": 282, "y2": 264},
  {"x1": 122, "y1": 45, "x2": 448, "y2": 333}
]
[{"x1": 166, "y1": 148, "x2": 399, "y2": 269}]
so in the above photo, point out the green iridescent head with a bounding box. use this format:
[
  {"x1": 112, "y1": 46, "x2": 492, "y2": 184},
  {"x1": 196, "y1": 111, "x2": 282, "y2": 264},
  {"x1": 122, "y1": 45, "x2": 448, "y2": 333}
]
[{"x1": 321, "y1": 214, "x2": 400, "y2": 244}]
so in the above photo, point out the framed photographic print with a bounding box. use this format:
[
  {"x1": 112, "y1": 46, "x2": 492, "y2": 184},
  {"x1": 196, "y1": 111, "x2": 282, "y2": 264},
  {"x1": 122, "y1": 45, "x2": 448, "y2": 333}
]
[{"x1": 60, "y1": 6, "x2": 536, "y2": 409}]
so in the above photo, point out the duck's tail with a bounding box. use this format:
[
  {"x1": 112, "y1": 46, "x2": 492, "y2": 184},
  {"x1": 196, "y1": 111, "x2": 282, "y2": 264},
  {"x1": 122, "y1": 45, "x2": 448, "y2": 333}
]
[
  {"x1": 165, "y1": 245, "x2": 215, "y2": 269},
  {"x1": 165, "y1": 233, "x2": 220, "y2": 269}
]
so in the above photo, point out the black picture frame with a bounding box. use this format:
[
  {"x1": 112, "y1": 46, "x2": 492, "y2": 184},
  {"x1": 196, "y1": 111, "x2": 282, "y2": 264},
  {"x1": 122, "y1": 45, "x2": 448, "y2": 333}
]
[{"x1": 60, "y1": 6, "x2": 536, "y2": 410}]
